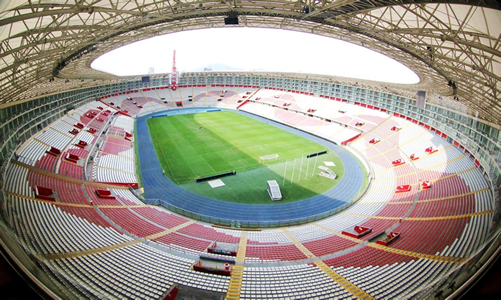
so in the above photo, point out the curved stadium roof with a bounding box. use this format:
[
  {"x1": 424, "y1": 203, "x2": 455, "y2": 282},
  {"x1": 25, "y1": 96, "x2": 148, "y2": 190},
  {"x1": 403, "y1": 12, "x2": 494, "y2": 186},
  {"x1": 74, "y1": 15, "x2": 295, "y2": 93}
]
[{"x1": 0, "y1": 0, "x2": 500, "y2": 125}]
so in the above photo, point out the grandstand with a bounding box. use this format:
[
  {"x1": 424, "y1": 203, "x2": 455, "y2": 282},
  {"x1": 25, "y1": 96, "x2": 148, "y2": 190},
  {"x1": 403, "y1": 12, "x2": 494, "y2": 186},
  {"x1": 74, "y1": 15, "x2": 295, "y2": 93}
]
[{"x1": 0, "y1": 1, "x2": 500, "y2": 300}]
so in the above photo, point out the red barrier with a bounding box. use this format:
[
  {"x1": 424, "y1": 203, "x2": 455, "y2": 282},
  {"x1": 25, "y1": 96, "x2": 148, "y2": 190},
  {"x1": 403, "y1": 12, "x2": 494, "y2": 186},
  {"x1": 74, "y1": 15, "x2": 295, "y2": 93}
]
[
  {"x1": 69, "y1": 128, "x2": 79, "y2": 135},
  {"x1": 65, "y1": 153, "x2": 79, "y2": 163},
  {"x1": 425, "y1": 146, "x2": 437, "y2": 154},
  {"x1": 376, "y1": 232, "x2": 400, "y2": 246},
  {"x1": 192, "y1": 261, "x2": 232, "y2": 276},
  {"x1": 342, "y1": 226, "x2": 372, "y2": 238},
  {"x1": 396, "y1": 185, "x2": 411, "y2": 193},
  {"x1": 118, "y1": 111, "x2": 132, "y2": 117},
  {"x1": 95, "y1": 189, "x2": 115, "y2": 199},
  {"x1": 35, "y1": 186, "x2": 56, "y2": 201},
  {"x1": 236, "y1": 100, "x2": 249, "y2": 110},
  {"x1": 94, "y1": 182, "x2": 139, "y2": 188},
  {"x1": 392, "y1": 159, "x2": 405, "y2": 166},
  {"x1": 163, "y1": 285, "x2": 178, "y2": 300},
  {"x1": 46, "y1": 147, "x2": 61, "y2": 156},
  {"x1": 341, "y1": 134, "x2": 361, "y2": 145},
  {"x1": 422, "y1": 181, "x2": 431, "y2": 189}
]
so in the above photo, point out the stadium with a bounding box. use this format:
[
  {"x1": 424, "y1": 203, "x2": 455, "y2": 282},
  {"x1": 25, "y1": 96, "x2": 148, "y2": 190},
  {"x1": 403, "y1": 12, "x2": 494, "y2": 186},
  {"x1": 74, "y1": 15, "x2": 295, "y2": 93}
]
[{"x1": 0, "y1": 1, "x2": 500, "y2": 299}]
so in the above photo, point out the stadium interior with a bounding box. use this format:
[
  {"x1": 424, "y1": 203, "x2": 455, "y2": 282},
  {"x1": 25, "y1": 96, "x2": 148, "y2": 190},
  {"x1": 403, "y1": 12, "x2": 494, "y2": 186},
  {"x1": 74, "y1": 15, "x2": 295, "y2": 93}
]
[{"x1": 0, "y1": 1, "x2": 500, "y2": 299}]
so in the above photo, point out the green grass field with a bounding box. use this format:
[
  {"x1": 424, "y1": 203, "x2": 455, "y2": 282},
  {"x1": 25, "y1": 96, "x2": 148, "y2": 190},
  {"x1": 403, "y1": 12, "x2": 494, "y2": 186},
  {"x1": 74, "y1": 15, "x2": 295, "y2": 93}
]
[{"x1": 147, "y1": 111, "x2": 345, "y2": 204}]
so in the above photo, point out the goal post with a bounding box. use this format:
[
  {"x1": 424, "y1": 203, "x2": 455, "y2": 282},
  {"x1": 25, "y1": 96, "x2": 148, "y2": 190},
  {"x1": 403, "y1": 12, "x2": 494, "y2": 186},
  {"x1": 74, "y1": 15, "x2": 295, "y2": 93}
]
[{"x1": 259, "y1": 153, "x2": 279, "y2": 165}]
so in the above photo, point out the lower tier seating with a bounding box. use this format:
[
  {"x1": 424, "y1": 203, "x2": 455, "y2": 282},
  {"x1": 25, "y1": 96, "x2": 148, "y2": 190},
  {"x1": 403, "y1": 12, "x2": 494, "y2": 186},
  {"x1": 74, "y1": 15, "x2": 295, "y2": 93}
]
[{"x1": 1, "y1": 97, "x2": 494, "y2": 299}]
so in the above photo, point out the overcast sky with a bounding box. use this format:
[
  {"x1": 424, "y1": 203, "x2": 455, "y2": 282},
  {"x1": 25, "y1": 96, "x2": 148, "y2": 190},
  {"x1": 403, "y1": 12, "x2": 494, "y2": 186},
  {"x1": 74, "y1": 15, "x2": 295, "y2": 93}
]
[{"x1": 91, "y1": 27, "x2": 420, "y2": 84}]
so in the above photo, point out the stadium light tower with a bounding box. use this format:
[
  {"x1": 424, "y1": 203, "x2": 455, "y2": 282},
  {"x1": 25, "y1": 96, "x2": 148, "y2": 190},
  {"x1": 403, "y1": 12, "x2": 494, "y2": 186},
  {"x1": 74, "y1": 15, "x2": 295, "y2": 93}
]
[{"x1": 170, "y1": 50, "x2": 178, "y2": 90}]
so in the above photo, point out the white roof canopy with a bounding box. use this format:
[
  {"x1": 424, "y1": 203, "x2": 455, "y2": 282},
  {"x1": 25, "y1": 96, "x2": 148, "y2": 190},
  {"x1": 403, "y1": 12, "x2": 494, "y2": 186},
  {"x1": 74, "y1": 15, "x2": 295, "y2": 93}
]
[{"x1": 0, "y1": 1, "x2": 499, "y2": 123}]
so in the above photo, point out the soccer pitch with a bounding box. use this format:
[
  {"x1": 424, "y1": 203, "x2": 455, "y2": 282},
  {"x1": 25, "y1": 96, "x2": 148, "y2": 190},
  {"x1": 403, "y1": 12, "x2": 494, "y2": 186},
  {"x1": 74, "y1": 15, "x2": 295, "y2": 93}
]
[{"x1": 147, "y1": 111, "x2": 345, "y2": 204}]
